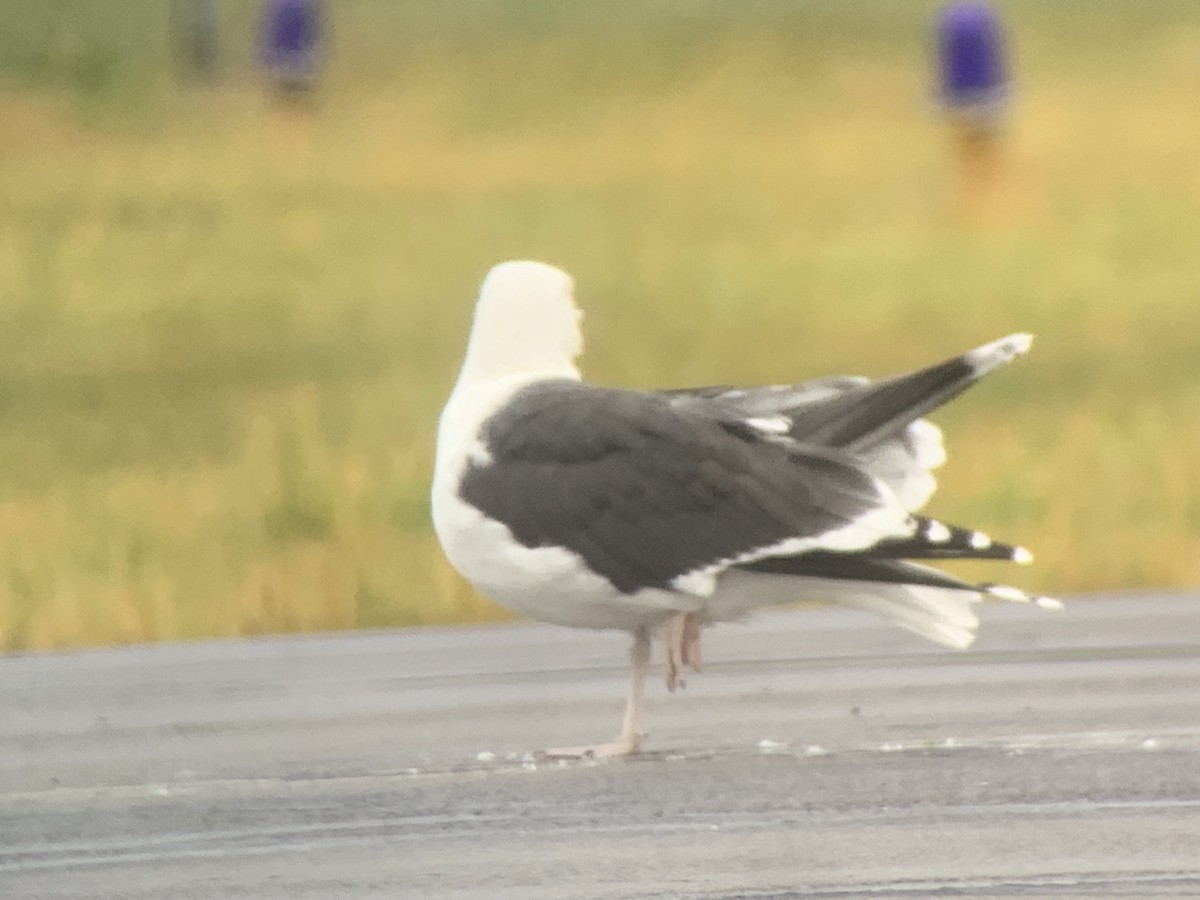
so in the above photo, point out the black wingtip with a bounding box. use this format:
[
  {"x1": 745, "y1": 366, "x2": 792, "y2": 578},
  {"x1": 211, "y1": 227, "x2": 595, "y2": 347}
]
[{"x1": 865, "y1": 516, "x2": 1034, "y2": 564}]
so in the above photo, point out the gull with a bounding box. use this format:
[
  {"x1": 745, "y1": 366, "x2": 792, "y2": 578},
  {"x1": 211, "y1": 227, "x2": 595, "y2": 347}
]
[{"x1": 431, "y1": 260, "x2": 1058, "y2": 758}]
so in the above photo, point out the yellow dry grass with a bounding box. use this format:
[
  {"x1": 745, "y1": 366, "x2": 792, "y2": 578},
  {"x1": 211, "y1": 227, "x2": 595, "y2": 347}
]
[{"x1": 1, "y1": 2, "x2": 1199, "y2": 650}]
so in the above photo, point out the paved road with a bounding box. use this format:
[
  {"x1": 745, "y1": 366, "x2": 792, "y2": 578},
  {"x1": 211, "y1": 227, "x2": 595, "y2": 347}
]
[{"x1": 1, "y1": 593, "x2": 1199, "y2": 898}]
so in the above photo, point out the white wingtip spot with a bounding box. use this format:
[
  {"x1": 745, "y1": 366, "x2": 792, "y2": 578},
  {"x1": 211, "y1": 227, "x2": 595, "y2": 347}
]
[
  {"x1": 1035, "y1": 596, "x2": 1064, "y2": 610},
  {"x1": 745, "y1": 416, "x2": 791, "y2": 435},
  {"x1": 965, "y1": 333, "x2": 1034, "y2": 376},
  {"x1": 985, "y1": 584, "x2": 1031, "y2": 603},
  {"x1": 1012, "y1": 546, "x2": 1034, "y2": 565},
  {"x1": 925, "y1": 520, "x2": 951, "y2": 543},
  {"x1": 1008, "y1": 332, "x2": 1034, "y2": 354},
  {"x1": 969, "y1": 531, "x2": 992, "y2": 550}
]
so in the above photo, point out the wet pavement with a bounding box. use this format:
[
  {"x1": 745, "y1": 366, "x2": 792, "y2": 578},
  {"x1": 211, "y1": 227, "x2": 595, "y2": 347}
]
[{"x1": 2, "y1": 593, "x2": 1198, "y2": 898}]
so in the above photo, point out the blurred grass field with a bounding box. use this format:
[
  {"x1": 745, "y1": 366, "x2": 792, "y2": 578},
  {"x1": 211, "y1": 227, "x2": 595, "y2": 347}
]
[{"x1": 1, "y1": 1, "x2": 1199, "y2": 651}]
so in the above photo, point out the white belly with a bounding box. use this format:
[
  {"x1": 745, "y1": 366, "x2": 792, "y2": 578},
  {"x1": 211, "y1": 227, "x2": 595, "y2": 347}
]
[{"x1": 431, "y1": 475, "x2": 695, "y2": 631}]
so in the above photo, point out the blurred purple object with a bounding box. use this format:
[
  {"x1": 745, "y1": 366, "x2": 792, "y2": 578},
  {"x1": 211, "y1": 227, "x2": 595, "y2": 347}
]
[
  {"x1": 261, "y1": 0, "x2": 322, "y2": 89},
  {"x1": 936, "y1": 2, "x2": 1009, "y2": 112}
]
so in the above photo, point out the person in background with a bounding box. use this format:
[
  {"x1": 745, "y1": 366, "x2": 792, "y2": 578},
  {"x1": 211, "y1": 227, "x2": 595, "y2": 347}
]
[
  {"x1": 171, "y1": 0, "x2": 220, "y2": 83},
  {"x1": 261, "y1": 0, "x2": 324, "y2": 101}
]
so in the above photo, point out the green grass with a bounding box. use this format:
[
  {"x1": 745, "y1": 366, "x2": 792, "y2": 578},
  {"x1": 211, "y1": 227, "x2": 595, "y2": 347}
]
[{"x1": 1, "y1": 1, "x2": 1199, "y2": 651}]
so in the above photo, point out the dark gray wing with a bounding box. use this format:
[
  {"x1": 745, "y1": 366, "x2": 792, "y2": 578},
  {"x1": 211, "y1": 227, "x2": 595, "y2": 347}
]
[
  {"x1": 663, "y1": 336, "x2": 1032, "y2": 512},
  {"x1": 458, "y1": 380, "x2": 905, "y2": 595},
  {"x1": 663, "y1": 354, "x2": 976, "y2": 453},
  {"x1": 661, "y1": 336, "x2": 1037, "y2": 574},
  {"x1": 664, "y1": 377, "x2": 942, "y2": 512},
  {"x1": 665, "y1": 334, "x2": 1030, "y2": 453}
]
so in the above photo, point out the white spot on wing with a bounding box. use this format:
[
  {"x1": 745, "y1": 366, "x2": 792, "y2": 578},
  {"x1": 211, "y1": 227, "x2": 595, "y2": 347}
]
[
  {"x1": 925, "y1": 519, "x2": 951, "y2": 543},
  {"x1": 985, "y1": 584, "x2": 1031, "y2": 603},
  {"x1": 969, "y1": 531, "x2": 992, "y2": 549},
  {"x1": 745, "y1": 415, "x2": 790, "y2": 434},
  {"x1": 964, "y1": 333, "x2": 1033, "y2": 376}
]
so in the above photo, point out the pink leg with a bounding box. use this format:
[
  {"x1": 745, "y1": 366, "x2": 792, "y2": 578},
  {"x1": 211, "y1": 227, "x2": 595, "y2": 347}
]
[
  {"x1": 664, "y1": 611, "x2": 704, "y2": 692},
  {"x1": 542, "y1": 628, "x2": 651, "y2": 759}
]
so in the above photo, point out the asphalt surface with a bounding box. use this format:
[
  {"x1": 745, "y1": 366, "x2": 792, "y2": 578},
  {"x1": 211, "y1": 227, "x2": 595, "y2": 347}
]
[{"x1": 2, "y1": 592, "x2": 1199, "y2": 899}]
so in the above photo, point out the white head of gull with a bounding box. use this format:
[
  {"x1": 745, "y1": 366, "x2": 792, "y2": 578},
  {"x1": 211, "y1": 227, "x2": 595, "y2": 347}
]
[{"x1": 432, "y1": 260, "x2": 1059, "y2": 759}]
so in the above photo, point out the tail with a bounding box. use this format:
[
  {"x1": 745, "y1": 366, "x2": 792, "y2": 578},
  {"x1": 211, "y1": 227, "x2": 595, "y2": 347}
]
[
  {"x1": 736, "y1": 515, "x2": 1061, "y2": 649},
  {"x1": 735, "y1": 553, "x2": 1060, "y2": 649},
  {"x1": 831, "y1": 574, "x2": 1062, "y2": 650},
  {"x1": 698, "y1": 332, "x2": 1056, "y2": 649}
]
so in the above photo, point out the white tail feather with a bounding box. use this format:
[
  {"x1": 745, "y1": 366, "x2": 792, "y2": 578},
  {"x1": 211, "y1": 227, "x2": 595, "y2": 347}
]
[
  {"x1": 834, "y1": 585, "x2": 980, "y2": 649},
  {"x1": 711, "y1": 570, "x2": 1058, "y2": 651}
]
